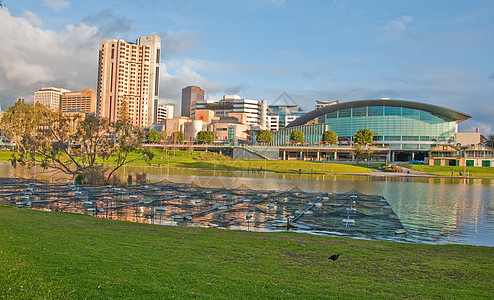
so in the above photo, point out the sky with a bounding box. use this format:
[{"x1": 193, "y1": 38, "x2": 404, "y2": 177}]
[{"x1": 0, "y1": 0, "x2": 493, "y2": 134}]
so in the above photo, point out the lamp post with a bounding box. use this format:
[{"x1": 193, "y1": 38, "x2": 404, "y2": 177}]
[{"x1": 246, "y1": 212, "x2": 253, "y2": 231}]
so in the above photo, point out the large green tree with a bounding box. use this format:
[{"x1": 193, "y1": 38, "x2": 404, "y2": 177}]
[
  {"x1": 196, "y1": 131, "x2": 214, "y2": 144},
  {"x1": 354, "y1": 129, "x2": 374, "y2": 144},
  {"x1": 0, "y1": 99, "x2": 152, "y2": 184},
  {"x1": 146, "y1": 129, "x2": 161, "y2": 143},
  {"x1": 290, "y1": 130, "x2": 304, "y2": 144},
  {"x1": 256, "y1": 130, "x2": 273, "y2": 145},
  {"x1": 322, "y1": 130, "x2": 338, "y2": 144}
]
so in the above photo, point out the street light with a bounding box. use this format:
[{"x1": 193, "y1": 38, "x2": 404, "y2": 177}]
[{"x1": 246, "y1": 212, "x2": 253, "y2": 231}]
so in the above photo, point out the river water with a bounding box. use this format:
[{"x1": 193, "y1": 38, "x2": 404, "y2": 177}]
[{"x1": 1, "y1": 163, "x2": 493, "y2": 247}]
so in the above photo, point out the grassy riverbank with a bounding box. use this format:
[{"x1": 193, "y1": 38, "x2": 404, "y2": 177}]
[
  {"x1": 1, "y1": 206, "x2": 492, "y2": 299},
  {"x1": 0, "y1": 150, "x2": 373, "y2": 174},
  {"x1": 403, "y1": 164, "x2": 494, "y2": 177}
]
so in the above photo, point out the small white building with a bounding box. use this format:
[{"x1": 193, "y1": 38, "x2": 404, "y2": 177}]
[{"x1": 156, "y1": 103, "x2": 175, "y2": 123}]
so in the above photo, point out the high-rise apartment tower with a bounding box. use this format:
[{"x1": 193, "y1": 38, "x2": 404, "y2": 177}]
[
  {"x1": 97, "y1": 35, "x2": 161, "y2": 127},
  {"x1": 181, "y1": 86, "x2": 204, "y2": 118}
]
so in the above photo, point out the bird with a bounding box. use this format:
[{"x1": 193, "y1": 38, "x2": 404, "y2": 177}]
[{"x1": 328, "y1": 254, "x2": 340, "y2": 261}]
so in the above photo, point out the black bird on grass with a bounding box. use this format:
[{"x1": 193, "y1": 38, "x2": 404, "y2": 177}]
[{"x1": 328, "y1": 254, "x2": 340, "y2": 261}]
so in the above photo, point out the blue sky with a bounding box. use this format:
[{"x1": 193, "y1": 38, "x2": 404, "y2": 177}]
[{"x1": 0, "y1": 0, "x2": 493, "y2": 133}]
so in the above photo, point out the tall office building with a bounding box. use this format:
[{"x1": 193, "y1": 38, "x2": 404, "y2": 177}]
[
  {"x1": 97, "y1": 35, "x2": 161, "y2": 128},
  {"x1": 61, "y1": 89, "x2": 97, "y2": 114},
  {"x1": 34, "y1": 87, "x2": 71, "y2": 110},
  {"x1": 181, "y1": 86, "x2": 204, "y2": 118}
]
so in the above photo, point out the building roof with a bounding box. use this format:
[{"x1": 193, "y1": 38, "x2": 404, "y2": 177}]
[{"x1": 286, "y1": 99, "x2": 471, "y2": 128}]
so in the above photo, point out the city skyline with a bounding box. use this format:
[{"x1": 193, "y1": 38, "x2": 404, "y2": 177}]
[{"x1": 0, "y1": 0, "x2": 493, "y2": 133}]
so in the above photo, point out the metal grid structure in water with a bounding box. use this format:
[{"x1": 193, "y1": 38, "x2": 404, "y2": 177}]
[{"x1": 0, "y1": 177, "x2": 407, "y2": 241}]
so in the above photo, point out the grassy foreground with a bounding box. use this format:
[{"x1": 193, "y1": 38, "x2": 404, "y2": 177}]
[
  {"x1": 403, "y1": 164, "x2": 494, "y2": 177},
  {"x1": 1, "y1": 206, "x2": 492, "y2": 299},
  {"x1": 0, "y1": 150, "x2": 373, "y2": 174}
]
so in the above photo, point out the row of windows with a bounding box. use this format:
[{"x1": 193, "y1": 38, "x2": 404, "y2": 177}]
[
  {"x1": 372, "y1": 136, "x2": 451, "y2": 142},
  {"x1": 322, "y1": 106, "x2": 443, "y2": 124}
]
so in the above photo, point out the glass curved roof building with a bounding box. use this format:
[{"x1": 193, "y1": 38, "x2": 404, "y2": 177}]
[{"x1": 272, "y1": 99, "x2": 471, "y2": 152}]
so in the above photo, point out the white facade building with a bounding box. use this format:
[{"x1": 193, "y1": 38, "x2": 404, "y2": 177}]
[
  {"x1": 156, "y1": 103, "x2": 175, "y2": 123},
  {"x1": 34, "y1": 87, "x2": 71, "y2": 110},
  {"x1": 195, "y1": 95, "x2": 266, "y2": 126},
  {"x1": 265, "y1": 114, "x2": 300, "y2": 131}
]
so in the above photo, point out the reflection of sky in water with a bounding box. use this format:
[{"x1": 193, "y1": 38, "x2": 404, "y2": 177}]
[
  {"x1": 1, "y1": 163, "x2": 493, "y2": 247},
  {"x1": 3, "y1": 177, "x2": 408, "y2": 243}
]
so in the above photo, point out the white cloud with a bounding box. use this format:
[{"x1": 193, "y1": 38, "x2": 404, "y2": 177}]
[
  {"x1": 4, "y1": 59, "x2": 55, "y2": 85},
  {"x1": 24, "y1": 11, "x2": 43, "y2": 27},
  {"x1": 43, "y1": 0, "x2": 71, "y2": 13},
  {"x1": 384, "y1": 15, "x2": 414, "y2": 36},
  {"x1": 0, "y1": 10, "x2": 99, "y2": 105},
  {"x1": 159, "y1": 65, "x2": 223, "y2": 106},
  {"x1": 0, "y1": 8, "x2": 225, "y2": 114}
]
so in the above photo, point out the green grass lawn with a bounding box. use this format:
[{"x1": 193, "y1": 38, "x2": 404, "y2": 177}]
[
  {"x1": 1, "y1": 206, "x2": 492, "y2": 298},
  {"x1": 403, "y1": 164, "x2": 494, "y2": 177},
  {"x1": 126, "y1": 149, "x2": 374, "y2": 174},
  {"x1": 0, "y1": 149, "x2": 373, "y2": 174}
]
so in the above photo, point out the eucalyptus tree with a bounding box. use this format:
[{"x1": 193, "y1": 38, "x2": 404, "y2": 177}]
[{"x1": 0, "y1": 99, "x2": 152, "y2": 184}]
